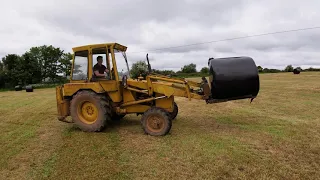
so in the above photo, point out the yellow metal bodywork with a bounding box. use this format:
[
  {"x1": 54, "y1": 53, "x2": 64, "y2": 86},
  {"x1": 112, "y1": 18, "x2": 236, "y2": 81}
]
[
  {"x1": 56, "y1": 75, "x2": 205, "y2": 118},
  {"x1": 56, "y1": 86, "x2": 70, "y2": 121},
  {"x1": 72, "y1": 43, "x2": 127, "y2": 54},
  {"x1": 155, "y1": 93, "x2": 174, "y2": 112},
  {"x1": 63, "y1": 82, "x2": 105, "y2": 96},
  {"x1": 123, "y1": 105, "x2": 150, "y2": 113},
  {"x1": 56, "y1": 42, "x2": 207, "y2": 121}
]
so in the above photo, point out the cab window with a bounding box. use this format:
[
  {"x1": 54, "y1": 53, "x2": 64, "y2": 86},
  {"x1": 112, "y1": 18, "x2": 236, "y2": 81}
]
[{"x1": 72, "y1": 50, "x2": 88, "y2": 80}]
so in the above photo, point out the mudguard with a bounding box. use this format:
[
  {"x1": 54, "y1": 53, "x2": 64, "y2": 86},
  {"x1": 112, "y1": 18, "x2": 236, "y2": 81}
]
[{"x1": 56, "y1": 86, "x2": 71, "y2": 122}]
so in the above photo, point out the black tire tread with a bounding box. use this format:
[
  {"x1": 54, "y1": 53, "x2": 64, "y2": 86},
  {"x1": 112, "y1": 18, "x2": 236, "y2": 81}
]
[
  {"x1": 141, "y1": 107, "x2": 172, "y2": 136},
  {"x1": 70, "y1": 91, "x2": 111, "y2": 132},
  {"x1": 169, "y1": 102, "x2": 178, "y2": 120}
]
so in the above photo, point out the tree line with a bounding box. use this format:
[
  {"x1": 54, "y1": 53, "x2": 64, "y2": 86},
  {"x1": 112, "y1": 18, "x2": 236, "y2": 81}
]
[
  {"x1": 0, "y1": 45, "x2": 72, "y2": 89},
  {"x1": 257, "y1": 65, "x2": 320, "y2": 73},
  {"x1": 1, "y1": 44, "x2": 320, "y2": 89},
  {"x1": 129, "y1": 61, "x2": 210, "y2": 79},
  {"x1": 129, "y1": 61, "x2": 320, "y2": 79}
]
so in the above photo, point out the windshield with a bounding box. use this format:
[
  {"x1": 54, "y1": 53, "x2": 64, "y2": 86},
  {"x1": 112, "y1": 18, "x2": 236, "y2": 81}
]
[{"x1": 113, "y1": 49, "x2": 130, "y2": 79}]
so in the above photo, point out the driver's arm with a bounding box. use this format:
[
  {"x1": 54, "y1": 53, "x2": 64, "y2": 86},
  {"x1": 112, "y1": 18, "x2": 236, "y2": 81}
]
[{"x1": 94, "y1": 70, "x2": 105, "y2": 77}]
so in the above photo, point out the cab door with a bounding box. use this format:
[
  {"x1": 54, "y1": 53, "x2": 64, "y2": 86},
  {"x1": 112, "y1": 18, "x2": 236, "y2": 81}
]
[{"x1": 90, "y1": 46, "x2": 122, "y2": 102}]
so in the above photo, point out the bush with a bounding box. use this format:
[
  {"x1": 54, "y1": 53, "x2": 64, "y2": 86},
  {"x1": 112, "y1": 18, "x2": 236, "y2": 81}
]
[
  {"x1": 200, "y1": 67, "x2": 209, "y2": 74},
  {"x1": 130, "y1": 61, "x2": 148, "y2": 79},
  {"x1": 181, "y1": 63, "x2": 197, "y2": 73}
]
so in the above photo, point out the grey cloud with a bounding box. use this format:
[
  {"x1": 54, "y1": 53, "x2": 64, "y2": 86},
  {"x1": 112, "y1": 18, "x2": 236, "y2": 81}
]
[
  {"x1": 240, "y1": 31, "x2": 320, "y2": 52},
  {"x1": 1, "y1": 0, "x2": 320, "y2": 71},
  {"x1": 18, "y1": 0, "x2": 246, "y2": 45}
]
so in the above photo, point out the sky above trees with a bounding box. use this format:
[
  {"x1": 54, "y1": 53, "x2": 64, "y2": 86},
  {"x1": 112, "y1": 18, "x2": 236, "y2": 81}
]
[{"x1": 1, "y1": 0, "x2": 320, "y2": 71}]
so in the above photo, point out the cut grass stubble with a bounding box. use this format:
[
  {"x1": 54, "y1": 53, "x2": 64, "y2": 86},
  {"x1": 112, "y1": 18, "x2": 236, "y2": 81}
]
[{"x1": 0, "y1": 72, "x2": 319, "y2": 179}]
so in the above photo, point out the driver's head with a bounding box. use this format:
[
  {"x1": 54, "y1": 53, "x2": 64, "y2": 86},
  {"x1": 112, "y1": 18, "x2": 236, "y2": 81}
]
[{"x1": 97, "y1": 56, "x2": 103, "y2": 65}]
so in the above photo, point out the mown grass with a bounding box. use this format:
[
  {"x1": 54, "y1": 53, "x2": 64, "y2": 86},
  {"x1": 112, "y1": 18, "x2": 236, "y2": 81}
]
[
  {"x1": 0, "y1": 72, "x2": 320, "y2": 179},
  {"x1": 0, "y1": 83, "x2": 65, "y2": 92}
]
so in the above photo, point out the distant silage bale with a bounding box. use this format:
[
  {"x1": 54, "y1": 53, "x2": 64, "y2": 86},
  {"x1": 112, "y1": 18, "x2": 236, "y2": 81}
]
[
  {"x1": 15, "y1": 85, "x2": 22, "y2": 91},
  {"x1": 293, "y1": 68, "x2": 301, "y2": 74},
  {"x1": 25, "y1": 85, "x2": 34, "y2": 92}
]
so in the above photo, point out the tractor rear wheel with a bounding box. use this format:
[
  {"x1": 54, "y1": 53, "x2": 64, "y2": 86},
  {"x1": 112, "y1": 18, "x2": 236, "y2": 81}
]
[
  {"x1": 70, "y1": 91, "x2": 111, "y2": 132},
  {"x1": 141, "y1": 107, "x2": 172, "y2": 136},
  {"x1": 169, "y1": 102, "x2": 178, "y2": 120}
]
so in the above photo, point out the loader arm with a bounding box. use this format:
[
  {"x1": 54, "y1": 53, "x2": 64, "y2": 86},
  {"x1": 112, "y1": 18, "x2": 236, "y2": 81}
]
[
  {"x1": 126, "y1": 74, "x2": 207, "y2": 101},
  {"x1": 147, "y1": 75, "x2": 204, "y2": 100}
]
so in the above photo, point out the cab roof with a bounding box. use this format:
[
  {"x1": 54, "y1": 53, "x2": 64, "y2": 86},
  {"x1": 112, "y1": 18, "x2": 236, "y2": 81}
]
[{"x1": 72, "y1": 43, "x2": 127, "y2": 52}]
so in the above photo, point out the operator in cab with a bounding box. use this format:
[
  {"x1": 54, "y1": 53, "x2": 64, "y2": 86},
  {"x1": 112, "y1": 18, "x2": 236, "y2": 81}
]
[{"x1": 93, "y1": 56, "x2": 109, "y2": 78}]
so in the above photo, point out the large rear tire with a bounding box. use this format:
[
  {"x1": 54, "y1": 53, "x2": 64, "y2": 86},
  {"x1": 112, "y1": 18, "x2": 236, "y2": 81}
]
[
  {"x1": 70, "y1": 91, "x2": 111, "y2": 132},
  {"x1": 141, "y1": 107, "x2": 172, "y2": 136},
  {"x1": 169, "y1": 102, "x2": 178, "y2": 120}
]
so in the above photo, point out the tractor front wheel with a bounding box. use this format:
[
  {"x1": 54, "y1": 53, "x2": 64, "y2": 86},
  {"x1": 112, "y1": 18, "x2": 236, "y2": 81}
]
[
  {"x1": 70, "y1": 91, "x2": 111, "y2": 132},
  {"x1": 141, "y1": 107, "x2": 172, "y2": 136}
]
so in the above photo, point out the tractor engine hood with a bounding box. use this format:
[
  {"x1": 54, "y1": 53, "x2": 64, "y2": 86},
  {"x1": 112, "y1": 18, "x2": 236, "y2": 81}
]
[{"x1": 207, "y1": 56, "x2": 260, "y2": 102}]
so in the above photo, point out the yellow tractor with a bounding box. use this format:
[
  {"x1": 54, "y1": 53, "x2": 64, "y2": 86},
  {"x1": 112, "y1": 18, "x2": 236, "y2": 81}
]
[{"x1": 56, "y1": 43, "x2": 260, "y2": 136}]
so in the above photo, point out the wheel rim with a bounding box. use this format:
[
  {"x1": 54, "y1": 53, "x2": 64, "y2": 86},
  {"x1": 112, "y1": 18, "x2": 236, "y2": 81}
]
[
  {"x1": 146, "y1": 114, "x2": 165, "y2": 133},
  {"x1": 77, "y1": 101, "x2": 98, "y2": 124}
]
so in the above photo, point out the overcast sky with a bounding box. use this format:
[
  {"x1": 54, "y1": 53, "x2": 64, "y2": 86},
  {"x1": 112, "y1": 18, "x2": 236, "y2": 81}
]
[{"x1": 1, "y1": 0, "x2": 320, "y2": 71}]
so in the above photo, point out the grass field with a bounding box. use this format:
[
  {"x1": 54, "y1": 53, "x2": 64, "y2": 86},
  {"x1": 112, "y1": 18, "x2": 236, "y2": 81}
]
[{"x1": 0, "y1": 72, "x2": 320, "y2": 179}]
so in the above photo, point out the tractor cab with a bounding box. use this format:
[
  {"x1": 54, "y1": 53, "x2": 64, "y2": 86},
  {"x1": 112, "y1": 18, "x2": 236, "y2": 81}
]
[{"x1": 70, "y1": 43, "x2": 130, "y2": 83}]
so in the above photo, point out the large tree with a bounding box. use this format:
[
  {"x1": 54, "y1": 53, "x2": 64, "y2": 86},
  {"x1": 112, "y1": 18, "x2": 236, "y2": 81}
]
[
  {"x1": 181, "y1": 63, "x2": 197, "y2": 73},
  {"x1": 0, "y1": 45, "x2": 72, "y2": 88},
  {"x1": 0, "y1": 60, "x2": 6, "y2": 88},
  {"x1": 27, "y1": 45, "x2": 64, "y2": 82},
  {"x1": 0, "y1": 60, "x2": 3, "y2": 71},
  {"x1": 58, "y1": 52, "x2": 73, "y2": 78},
  {"x1": 21, "y1": 52, "x2": 42, "y2": 84},
  {"x1": 1, "y1": 54, "x2": 25, "y2": 86},
  {"x1": 284, "y1": 65, "x2": 294, "y2": 72}
]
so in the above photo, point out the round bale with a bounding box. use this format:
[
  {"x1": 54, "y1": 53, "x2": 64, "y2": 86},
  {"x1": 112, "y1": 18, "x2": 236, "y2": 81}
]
[
  {"x1": 15, "y1": 85, "x2": 22, "y2": 91},
  {"x1": 25, "y1": 85, "x2": 34, "y2": 92},
  {"x1": 293, "y1": 68, "x2": 301, "y2": 74}
]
